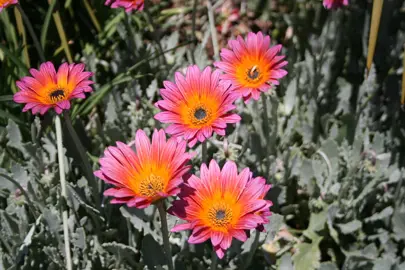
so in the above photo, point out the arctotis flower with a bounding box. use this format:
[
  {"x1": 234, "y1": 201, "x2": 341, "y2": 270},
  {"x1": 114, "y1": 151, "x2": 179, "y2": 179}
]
[
  {"x1": 105, "y1": 0, "x2": 144, "y2": 12},
  {"x1": 169, "y1": 160, "x2": 272, "y2": 259},
  {"x1": 95, "y1": 129, "x2": 193, "y2": 209},
  {"x1": 154, "y1": 65, "x2": 241, "y2": 147},
  {"x1": 0, "y1": 0, "x2": 17, "y2": 12},
  {"x1": 13, "y1": 62, "x2": 93, "y2": 115},
  {"x1": 323, "y1": 0, "x2": 348, "y2": 9},
  {"x1": 214, "y1": 32, "x2": 288, "y2": 102}
]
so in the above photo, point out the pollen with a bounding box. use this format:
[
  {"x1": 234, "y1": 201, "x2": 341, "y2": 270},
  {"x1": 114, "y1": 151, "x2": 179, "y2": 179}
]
[
  {"x1": 208, "y1": 204, "x2": 233, "y2": 228},
  {"x1": 139, "y1": 174, "x2": 165, "y2": 197}
]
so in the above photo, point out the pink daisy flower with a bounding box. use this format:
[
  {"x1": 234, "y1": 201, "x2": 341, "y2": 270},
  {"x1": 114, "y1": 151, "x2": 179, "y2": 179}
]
[
  {"x1": 105, "y1": 0, "x2": 144, "y2": 12},
  {"x1": 13, "y1": 62, "x2": 93, "y2": 115},
  {"x1": 214, "y1": 32, "x2": 288, "y2": 103},
  {"x1": 323, "y1": 0, "x2": 349, "y2": 9},
  {"x1": 154, "y1": 65, "x2": 241, "y2": 147},
  {"x1": 168, "y1": 160, "x2": 272, "y2": 259},
  {"x1": 0, "y1": 0, "x2": 18, "y2": 12},
  {"x1": 94, "y1": 129, "x2": 193, "y2": 209}
]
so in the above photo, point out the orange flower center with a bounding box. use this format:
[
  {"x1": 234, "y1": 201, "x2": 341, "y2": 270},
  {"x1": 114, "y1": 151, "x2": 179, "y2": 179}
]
[
  {"x1": 128, "y1": 164, "x2": 170, "y2": 200},
  {"x1": 200, "y1": 193, "x2": 242, "y2": 232},
  {"x1": 179, "y1": 94, "x2": 219, "y2": 129},
  {"x1": 208, "y1": 205, "x2": 233, "y2": 228},
  {"x1": 236, "y1": 58, "x2": 269, "y2": 88},
  {"x1": 139, "y1": 174, "x2": 165, "y2": 197}
]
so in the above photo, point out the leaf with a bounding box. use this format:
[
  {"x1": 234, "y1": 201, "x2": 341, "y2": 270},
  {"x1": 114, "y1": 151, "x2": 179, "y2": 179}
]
[
  {"x1": 72, "y1": 227, "x2": 86, "y2": 250},
  {"x1": 337, "y1": 220, "x2": 362, "y2": 235},
  {"x1": 365, "y1": 207, "x2": 393, "y2": 223},
  {"x1": 146, "y1": 79, "x2": 158, "y2": 99},
  {"x1": 11, "y1": 164, "x2": 29, "y2": 188},
  {"x1": 284, "y1": 78, "x2": 297, "y2": 116},
  {"x1": 120, "y1": 207, "x2": 159, "y2": 239},
  {"x1": 319, "y1": 262, "x2": 339, "y2": 270},
  {"x1": 43, "y1": 207, "x2": 61, "y2": 234},
  {"x1": 278, "y1": 253, "x2": 293, "y2": 270},
  {"x1": 292, "y1": 235, "x2": 323, "y2": 270},
  {"x1": 306, "y1": 209, "x2": 328, "y2": 235},
  {"x1": 263, "y1": 213, "x2": 284, "y2": 242},
  {"x1": 392, "y1": 211, "x2": 405, "y2": 240},
  {"x1": 299, "y1": 158, "x2": 314, "y2": 190},
  {"x1": 6, "y1": 119, "x2": 25, "y2": 154},
  {"x1": 141, "y1": 234, "x2": 166, "y2": 269},
  {"x1": 105, "y1": 95, "x2": 118, "y2": 124},
  {"x1": 372, "y1": 259, "x2": 392, "y2": 270}
]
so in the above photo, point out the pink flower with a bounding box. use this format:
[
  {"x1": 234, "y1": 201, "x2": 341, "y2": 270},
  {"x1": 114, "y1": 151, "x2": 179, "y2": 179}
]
[
  {"x1": 168, "y1": 160, "x2": 272, "y2": 259},
  {"x1": 214, "y1": 32, "x2": 288, "y2": 103},
  {"x1": 13, "y1": 62, "x2": 93, "y2": 115},
  {"x1": 95, "y1": 129, "x2": 193, "y2": 209},
  {"x1": 323, "y1": 0, "x2": 349, "y2": 9},
  {"x1": 0, "y1": 0, "x2": 18, "y2": 13},
  {"x1": 105, "y1": 0, "x2": 144, "y2": 12},
  {"x1": 154, "y1": 65, "x2": 241, "y2": 147}
]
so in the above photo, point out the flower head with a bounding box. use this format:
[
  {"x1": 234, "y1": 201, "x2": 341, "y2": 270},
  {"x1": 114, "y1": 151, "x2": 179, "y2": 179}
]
[
  {"x1": 154, "y1": 65, "x2": 241, "y2": 147},
  {"x1": 13, "y1": 62, "x2": 93, "y2": 115},
  {"x1": 95, "y1": 129, "x2": 193, "y2": 209},
  {"x1": 323, "y1": 0, "x2": 348, "y2": 9},
  {"x1": 214, "y1": 32, "x2": 288, "y2": 102},
  {"x1": 169, "y1": 160, "x2": 272, "y2": 259},
  {"x1": 105, "y1": 0, "x2": 144, "y2": 12},
  {"x1": 0, "y1": 0, "x2": 18, "y2": 12}
]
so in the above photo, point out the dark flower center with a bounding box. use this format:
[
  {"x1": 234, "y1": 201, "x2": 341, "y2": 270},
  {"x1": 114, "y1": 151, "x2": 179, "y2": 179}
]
[
  {"x1": 215, "y1": 210, "x2": 226, "y2": 220},
  {"x1": 248, "y1": 66, "x2": 260, "y2": 79},
  {"x1": 194, "y1": 108, "x2": 207, "y2": 120},
  {"x1": 49, "y1": 89, "x2": 65, "y2": 102}
]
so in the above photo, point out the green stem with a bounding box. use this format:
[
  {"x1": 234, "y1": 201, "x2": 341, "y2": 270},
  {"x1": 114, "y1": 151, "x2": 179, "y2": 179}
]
[
  {"x1": 55, "y1": 116, "x2": 72, "y2": 270},
  {"x1": 202, "y1": 141, "x2": 208, "y2": 163},
  {"x1": 243, "y1": 231, "x2": 260, "y2": 269},
  {"x1": 62, "y1": 111, "x2": 100, "y2": 208},
  {"x1": 261, "y1": 95, "x2": 272, "y2": 178},
  {"x1": 16, "y1": 4, "x2": 46, "y2": 62},
  {"x1": 157, "y1": 201, "x2": 174, "y2": 270},
  {"x1": 210, "y1": 248, "x2": 218, "y2": 270}
]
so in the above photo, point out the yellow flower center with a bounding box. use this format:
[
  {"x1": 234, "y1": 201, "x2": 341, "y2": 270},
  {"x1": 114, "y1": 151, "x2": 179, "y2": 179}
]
[
  {"x1": 179, "y1": 94, "x2": 219, "y2": 129},
  {"x1": 139, "y1": 174, "x2": 165, "y2": 197}
]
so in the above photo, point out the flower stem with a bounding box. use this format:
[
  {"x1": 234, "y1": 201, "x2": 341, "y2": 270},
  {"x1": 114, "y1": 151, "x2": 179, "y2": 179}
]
[
  {"x1": 210, "y1": 248, "x2": 218, "y2": 270},
  {"x1": 157, "y1": 201, "x2": 174, "y2": 270},
  {"x1": 261, "y1": 95, "x2": 272, "y2": 178},
  {"x1": 16, "y1": 4, "x2": 46, "y2": 63},
  {"x1": 62, "y1": 111, "x2": 100, "y2": 208},
  {"x1": 55, "y1": 115, "x2": 72, "y2": 270},
  {"x1": 202, "y1": 141, "x2": 208, "y2": 163}
]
